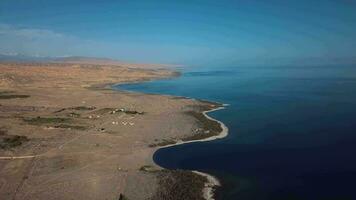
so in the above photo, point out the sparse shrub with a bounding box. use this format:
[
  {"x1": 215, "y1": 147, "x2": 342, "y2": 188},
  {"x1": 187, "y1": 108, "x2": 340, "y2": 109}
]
[
  {"x1": 0, "y1": 94, "x2": 30, "y2": 99},
  {"x1": 68, "y1": 112, "x2": 81, "y2": 117},
  {"x1": 0, "y1": 127, "x2": 7, "y2": 136},
  {"x1": 23, "y1": 117, "x2": 71, "y2": 125},
  {"x1": 182, "y1": 111, "x2": 222, "y2": 141},
  {"x1": 139, "y1": 165, "x2": 157, "y2": 172},
  {"x1": 0, "y1": 135, "x2": 29, "y2": 149},
  {"x1": 150, "y1": 170, "x2": 207, "y2": 200},
  {"x1": 119, "y1": 193, "x2": 129, "y2": 200},
  {"x1": 71, "y1": 106, "x2": 96, "y2": 111},
  {"x1": 149, "y1": 139, "x2": 176, "y2": 147},
  {"x1": 124, "y1": 110, "x2": 144, "y2": 115}
]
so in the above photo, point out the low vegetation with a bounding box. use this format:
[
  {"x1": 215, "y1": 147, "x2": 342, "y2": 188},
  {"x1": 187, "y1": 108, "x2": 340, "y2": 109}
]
[
  {"x1": 197, "y1": 100, "x2": 222, "y2": 108},
  {"x1": 0, "y1": 91, "x2": 12, "y2": 94},
  {"x1": 68, "y1": 112, "x2": 81, "y2": 118},
  {"x1": 0, "y1": 127, "x2": 7, "y2": 136},
  {"x1": 149, "y1": 170, "x2": 207, "y2": 200},
  {"x1": 183, "y1": 111, "x2": 222, "y2": 141},
  {"x1": 92, "y1": 107, "x2": 144, "y2": 115},
  {"x1": 0, "y1": 135, "x2": 29, "y2": 149},
  {"x1": 139, "y1": 165, "x2": 157, "y2": 172},
  {"x1": 123, "y1": 110, "x2": 144, "y2": 115},
  {"x1": 53, "y1": 106, "x2": 96, "y2": 113},
  {"x1": 22, "y1": 117, "x2": 87, "y2": 130},
  {"x1": 118, "y1": 194, "x2": 129, "y2": 200},
  {"x1": 71, "y1": 106, "x2": 96, "y2": 111},
  {"x1": 185, "y1": 102, "x2": 220, "y2": 114},
  {"x1": 95, "y1": 108, "x2": 116, "y2": 115},
  {"x1": 53, "y1": 108, "x2": 66, "y2": 113},
  {"x1": 0, "y1": 91, "x2": 30, "y2": 99},
  {"x1": 181, "y1": 131, "x2": 218, "y2": 142},
  {"x1": 23, "y1": 117, "x2": 71, "y2": 125},
  {"x1": 149, "y1": 139, "x2": 176, "y2": 147}
]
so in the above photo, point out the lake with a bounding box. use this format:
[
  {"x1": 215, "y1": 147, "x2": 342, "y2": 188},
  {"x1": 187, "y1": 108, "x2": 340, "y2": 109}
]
[{"x1": 117, "y1": 65, "x2": 356, "y2": 200}]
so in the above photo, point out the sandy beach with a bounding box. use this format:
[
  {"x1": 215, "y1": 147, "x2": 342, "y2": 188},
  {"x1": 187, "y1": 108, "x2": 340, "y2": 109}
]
[
  {"x1": 152, "y1": 104, "x2": 228, "y2": 200},
  {"x1": 0, "y1": 61, "x2": 227, "y2": 200},
  {"x1": 155, "y1": 105, "x2": 228, "y2": 200}
]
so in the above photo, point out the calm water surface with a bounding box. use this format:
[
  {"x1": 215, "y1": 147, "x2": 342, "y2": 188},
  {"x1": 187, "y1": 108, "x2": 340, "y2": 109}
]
[{"x1": 117, "y1": 65, "x2": 356, "y2": 200}]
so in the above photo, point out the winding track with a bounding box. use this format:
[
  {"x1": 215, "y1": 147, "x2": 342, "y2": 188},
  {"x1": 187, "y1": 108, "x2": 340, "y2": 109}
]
[{"x1": 0, "y1": 155, "x2": 36, "y2": 160}]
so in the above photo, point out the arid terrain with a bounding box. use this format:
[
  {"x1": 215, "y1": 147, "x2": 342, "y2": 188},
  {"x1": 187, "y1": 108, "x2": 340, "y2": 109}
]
[{"x1": 0, "y1": 62, "x2": 221, "y2": 200}]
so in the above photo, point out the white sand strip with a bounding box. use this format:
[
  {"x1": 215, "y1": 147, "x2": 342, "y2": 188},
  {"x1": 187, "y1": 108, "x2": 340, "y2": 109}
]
[
  {"x1": 193, "y1": 171, "x2": 221, "y2": 200},
  {"x1": 159, "y1": 105, "x2": 229, "y2": 148},
  {"x1": 157, "y1": 105, "x2": 229, "y2": 200}
]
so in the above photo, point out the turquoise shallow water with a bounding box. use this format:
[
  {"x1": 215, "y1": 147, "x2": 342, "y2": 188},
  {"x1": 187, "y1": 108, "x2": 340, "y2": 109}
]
[{"x1": 116, "y1": 65, "x2": 356, "y2": 200}]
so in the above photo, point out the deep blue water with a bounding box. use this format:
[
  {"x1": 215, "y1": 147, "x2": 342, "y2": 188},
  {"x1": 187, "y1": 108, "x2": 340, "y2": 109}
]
[{"x1": 116, "y1": 65, "x2": 356, "y2": 200}]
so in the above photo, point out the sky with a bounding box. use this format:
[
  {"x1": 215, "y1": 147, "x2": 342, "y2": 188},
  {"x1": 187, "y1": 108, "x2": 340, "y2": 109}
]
[{"x1": 1, "y1": 0, "x2": 356, "y2": 65}]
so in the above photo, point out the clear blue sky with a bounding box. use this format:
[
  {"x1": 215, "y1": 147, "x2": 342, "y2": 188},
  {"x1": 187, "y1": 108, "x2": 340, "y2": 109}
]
[{"x1": 1, "y1": 0, "x2": 356, "y2": 65}]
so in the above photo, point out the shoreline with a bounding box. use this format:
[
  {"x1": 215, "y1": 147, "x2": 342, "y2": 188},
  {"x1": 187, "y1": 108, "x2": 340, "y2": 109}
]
[
  {"x1": 0, "y1": 62, "x2": 228, "y2": 199},
  {"x1": 193, "y1": 171, "x2": 221, "y2": 200},
  {"x1": 116, "y1": 76, "x2": 229, "y2": 200},
  {"x1": 157, "y1": 105, "x2": 229, "y2": 148},
  {"x1": 2, "y1": 63, "x2": 217, "y2": 200},
  {"x1": 154, "y1": 104, "x2": 229, "y2": 200}
]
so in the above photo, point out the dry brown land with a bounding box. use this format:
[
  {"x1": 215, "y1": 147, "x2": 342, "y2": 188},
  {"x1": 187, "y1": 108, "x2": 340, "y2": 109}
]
[{"x1": 0, "y1": 62, "x2": 220, "y2": 200}]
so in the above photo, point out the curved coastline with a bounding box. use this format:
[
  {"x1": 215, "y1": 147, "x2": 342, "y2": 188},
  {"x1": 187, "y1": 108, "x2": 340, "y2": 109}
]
[
  {"x1": 115, "y1": 73, "x2": 229, "y2": 200},
  {"x1": 158, "y1": 105, "x2": 229, "y2": 148},
  {"x1": 155, "y1": 104, "x2": 229, "y2": 200}
]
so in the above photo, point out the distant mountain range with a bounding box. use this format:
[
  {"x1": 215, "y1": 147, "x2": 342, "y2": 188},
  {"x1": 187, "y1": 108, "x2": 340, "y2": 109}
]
[
  {"x1": 0, "y1": 54, "x2": 121, "y2": 63},
  {"x1": 0, "y1": 54, "x2": 173, "y2": 68},
  {"x1": 51, "y1": 56, "x2": 134, "y2": 66}
]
